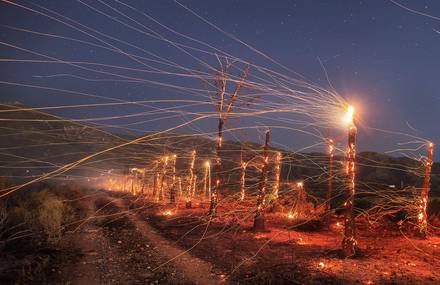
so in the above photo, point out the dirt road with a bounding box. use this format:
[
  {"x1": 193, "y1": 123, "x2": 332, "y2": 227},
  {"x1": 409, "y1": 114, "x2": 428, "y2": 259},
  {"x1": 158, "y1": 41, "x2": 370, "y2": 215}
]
[{"x1": 48, "y1": 192, "x2": 224, "y2": 285}]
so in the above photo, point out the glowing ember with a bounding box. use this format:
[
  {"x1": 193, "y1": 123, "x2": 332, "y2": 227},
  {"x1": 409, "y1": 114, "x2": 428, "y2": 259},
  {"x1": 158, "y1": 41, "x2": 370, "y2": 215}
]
[
  {"x1": 318, "y1": 261, "x2": 325, "y2": 268},
  {"x1": 297, "y1": 237, "x2": 307, "y2": 245},
  {"x1": 254, "y1": 234, "x2": 266, "y2": 239},
  {"x1": 162, "y1": 210, "x2": 173, "y2": 216},
  {"x1": 287, "y1": 211, "x2": 297, "y2": 219}
]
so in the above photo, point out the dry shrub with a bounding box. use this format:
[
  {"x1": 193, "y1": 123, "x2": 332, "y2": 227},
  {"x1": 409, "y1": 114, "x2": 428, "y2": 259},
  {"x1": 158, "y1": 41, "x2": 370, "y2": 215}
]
[
  {"x1": 28, "y1": 189, "x2": 75, "y2": 244},
  {"x1": 3, "y1": 188, "x2": 76, "y2": 246},
  {"x1": 36, "y1": 196, "x2": 64, "y2": 242}
]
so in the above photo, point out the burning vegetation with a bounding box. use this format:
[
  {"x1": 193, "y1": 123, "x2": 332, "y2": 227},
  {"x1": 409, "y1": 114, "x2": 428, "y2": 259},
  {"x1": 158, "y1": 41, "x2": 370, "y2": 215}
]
[{"x1": 0, "y1": 1, "x2": 439, "y2": 284}]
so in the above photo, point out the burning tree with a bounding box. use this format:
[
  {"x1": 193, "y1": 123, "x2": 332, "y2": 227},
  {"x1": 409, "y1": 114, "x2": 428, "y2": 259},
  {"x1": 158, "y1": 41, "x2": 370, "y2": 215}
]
[
  {"x1": 342, "y1": 106, "x2": 357, "y2": 257},
  {"x1": 186, "y1": 150, "x2": 196, "y2": 208},
  {"x1": 269, "y1": 151, "x2": 282, "y2": 211},
  {"x1": 418, "y1": 142, "x2": 434, "y2": 238},
  {"x1": 208, "y1": 60, "x2": 249, "y2": 216},
  {"x1": 253, "y1": 129, "x2": 270, "y2": 232},
  {"x1": 289, "y1": 181, "x2": 307, "y2": 219},
  {"x1": 239, "y1": 146, "x2": 247, "y2": 201},
  {"x1": 325, "y1": 139, "x2": 334, "y2": 225},
  {"x1": 169, "y1": 154, "x2": 177, "y2": 204},
  {"x1": 203, "y1": 161, "x2": 211, "y2": 201},
  {"x1": 159, "y1": 156, "x2": 169, "y2": 201}
]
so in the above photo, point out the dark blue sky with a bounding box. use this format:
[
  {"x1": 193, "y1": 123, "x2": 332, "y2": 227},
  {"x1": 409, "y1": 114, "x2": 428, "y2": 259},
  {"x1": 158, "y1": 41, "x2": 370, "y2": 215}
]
[{"x1": 0, "y1": 0, "x2": 439, "y2": 160}]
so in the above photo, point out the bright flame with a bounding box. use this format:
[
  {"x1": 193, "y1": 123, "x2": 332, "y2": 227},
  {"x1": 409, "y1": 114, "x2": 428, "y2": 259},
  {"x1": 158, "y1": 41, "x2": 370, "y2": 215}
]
[
  {"x1": 318, "y1": 262, "x2": 325, "y2": 268},
  {"x1": 287, "y1": 211, "x2": 297, "y2": 219},
  {"x1": 342, "y1": 105, "x2": 355, "y2": 126},
  {"x1": 296, "y1": 181, "x2": 304, "y2": 188},
  {"x1": 205, "y1": 161, "x2": 210, "y2": 167},
  {"x1": 163, "y1": 210, "x2": 173, "y2": 216}
]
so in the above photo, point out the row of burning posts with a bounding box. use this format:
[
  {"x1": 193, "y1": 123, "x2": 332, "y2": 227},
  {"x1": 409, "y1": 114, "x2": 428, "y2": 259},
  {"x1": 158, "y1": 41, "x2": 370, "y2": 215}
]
[{"x1": 125, "y1": 106, "x2": 434, "y2": 257}]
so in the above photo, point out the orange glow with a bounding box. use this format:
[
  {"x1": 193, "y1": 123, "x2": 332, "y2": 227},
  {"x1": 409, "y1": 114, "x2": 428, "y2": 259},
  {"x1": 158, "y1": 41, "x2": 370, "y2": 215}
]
[
  {"x1": 328, "y1": 143, "x2": 334, "y2": 154},
  {"x1": 287, "y1": 211, "x2": 297, "y2": 219},
  {"x1": 342, "y1": 105, "x2": 355, "y2": 126},
  {"x1": 162, "y1": 210, "x2": 173, "y2": 216},
  {"x1": 297, "y1": 237, "x2": 307, "y2": 245}
]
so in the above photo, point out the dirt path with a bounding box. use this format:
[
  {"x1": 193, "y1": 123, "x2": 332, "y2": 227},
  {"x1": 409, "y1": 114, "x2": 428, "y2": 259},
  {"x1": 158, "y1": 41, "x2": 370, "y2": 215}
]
[
  {"x1": 50, "y1": 195, "x2": 120, "y2": 285},
  {"x1": 112, "y1": 197, "x2": 226, "y2": 285},
  {"x1": 48, "y1": 193, "x2": 225, "y2": 285}
]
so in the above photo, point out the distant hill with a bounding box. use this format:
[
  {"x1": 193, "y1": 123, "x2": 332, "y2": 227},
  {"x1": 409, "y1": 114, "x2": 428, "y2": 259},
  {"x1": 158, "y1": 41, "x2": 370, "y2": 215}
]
[{"x1": 0, "y1": 104, "x2": 438, "y2": 199}]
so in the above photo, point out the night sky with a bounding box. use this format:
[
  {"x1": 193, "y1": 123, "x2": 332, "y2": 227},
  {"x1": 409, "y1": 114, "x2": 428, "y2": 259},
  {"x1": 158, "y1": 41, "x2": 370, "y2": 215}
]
[{"x1": 0, "y1": 0, "x2": 439, "y2": 160}]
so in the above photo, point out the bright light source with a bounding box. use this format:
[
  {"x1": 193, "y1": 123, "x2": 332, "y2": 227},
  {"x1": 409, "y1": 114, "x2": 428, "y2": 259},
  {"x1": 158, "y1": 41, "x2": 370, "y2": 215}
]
[
  {"x1": 342, "y1": 105, "x2": 355, "y2": 126},
  {"x1": 287, "y1": 211, "x2": 297, "y2": 219},
  {"x1": 163, "y1": 210, "x2": 173, "y2": 216}
]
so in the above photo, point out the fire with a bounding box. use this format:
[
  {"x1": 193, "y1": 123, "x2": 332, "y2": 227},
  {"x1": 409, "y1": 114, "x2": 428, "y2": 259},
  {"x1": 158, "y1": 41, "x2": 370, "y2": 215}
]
[
  {"x1": 318, "y1": 261, "x2": 325, "y2": 268},
  {"x1": 287, "y1": 211, "x2": 297, "y2": 219},
  {"x1": 254, "y1": 233, "x2": 266, "y2": 239},
  {"x1": 342, "y1": 105, "x2": 355, "y2": 126},
  {"x1": 297, "y1": 237, "x2": 307, "y2": 245},
  {"x1": 328, "y1": 140, "x2": 334, "y2": 153},
  {"x1": 162, "y1": 210, "x2": 173, "y2": 216}
]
